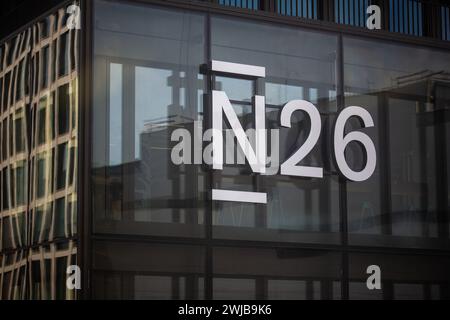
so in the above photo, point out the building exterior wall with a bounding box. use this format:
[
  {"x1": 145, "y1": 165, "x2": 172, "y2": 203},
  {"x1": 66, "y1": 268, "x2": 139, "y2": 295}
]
[
  {"x1": 0, "y1": 0, "x2": 450, "y2": 300},
  {"x1": 0, "y1": 3, "x2": 79, "y2": 300},
  {"x1": 89, "y1": 0, "x2": 450, "y2": 300}
]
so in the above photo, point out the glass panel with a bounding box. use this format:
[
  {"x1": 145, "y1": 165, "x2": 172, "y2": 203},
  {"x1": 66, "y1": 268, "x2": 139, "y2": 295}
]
[
  {"x1": 38, "y1": 97, "x2": 47, "y2": 145},
  {"x1": 2, "y1": 217, "x2": 14, "y2": 249},
  {"x1": 14, "y1": 109, "x2": 25, "y2": 153},
  {"x1": 57, "y1": 84, "x2": 70, "y2": 135},
  {"x1": 58, "y1": 32, "x2": 69, "y2": 77},
  {"x1": 213, "y1": 247, "x2": 342, "y2": 300},
  {"x1": 15, "y1": 162, "x2": 26, "y2": 206},
  {"x1": 0, "y1": 6, "x2": 78, "y2": 300},
  {"x1": 344, "y1": 36, "x2": 450, "y2": 249},
  {"x1": 349, "y1": 252, "x2": 450, "y2": 300},
  {"x1": 210, "y1": 15, "x2": 339, "y2": 244},
  {"x1": 92, "y1": 241, "x2": 205, "y2": 300},
  {"x1": 2, "y1": 120, "x2": 7, "y2": 160},
  {"x1": 41, "y1": 46, "x2": 49, "y2": 89},
  {"x1": 31, "y1": 260, "x2": 41, "y2": 299},
  {"x1": 92, "y1": 1, "x2": 206, "y2": 238},
  {"x1": 54, "y1": 197, "x2": 66, "y2": 238},
  {"x1": 36, "y1": 153, "x2": 47, "y2": 199},
  {"x1": 55, "y1": 257, "x2": 68, "y2": 299},
  {"x1": 56, "y1": 143, "x2": 68, "y2": 190}
]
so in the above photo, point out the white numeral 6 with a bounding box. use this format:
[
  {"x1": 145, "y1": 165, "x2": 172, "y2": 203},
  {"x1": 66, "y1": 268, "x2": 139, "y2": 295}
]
[{"x1": 334, "y1": 106, "x2": 376, "y2": 182}]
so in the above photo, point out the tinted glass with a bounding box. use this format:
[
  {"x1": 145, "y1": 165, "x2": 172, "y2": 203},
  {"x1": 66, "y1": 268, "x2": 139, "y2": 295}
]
[
  {"x1": 344, "y1": 37, "x2": 450, "y2": 249},
  {"x1": 211, "y1": 16, "x2": 340, "y2": 244},
  {"x1": 92, "y1": 1, "x2": 206, "y2": 238}
]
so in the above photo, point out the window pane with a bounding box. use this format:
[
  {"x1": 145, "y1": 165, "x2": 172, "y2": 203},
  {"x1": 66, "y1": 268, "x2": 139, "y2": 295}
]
[
  {"x1": 57, "y1": 84, "x2": 70, "y2": 135},
  {"x1": 92, "y1": 241, "x2": 205, "y2": 299},
  {"x1": 210, "y1": 15, "x2": 339, "y2": 244},
  {"x1": 38, "y1": 97, "x2": 47, "y2": 145},
  {"x1": 344, "y1": 36, "x2": 450, "y2": 249},
  {"x1": 36, "y1": 153, "x2": 47, "y2": 198},
  {"x1": 58, "y1": 32, "x2": 69, "y2": 77},
  {"x1": 56, "y1": 143, "x2": 68, "y2": 190},
  {"x1": 14, "y1": 110, "x2": 25, "y2": 153},
  {"x1": 92, "y1": 1, "x2": 206, "y2": 238},
  {"x1": 213, "y1": 247, "x2": 342, "y2": 300},
  {"x1": 41, "y1": 46, "x2": 49, "y2": 89},
  {"x1": 15, "y1": 162, "x2": 26, "y2": 205},
  {"x1": 55, "y1": 197, "x2": 66, "y2": 238}
]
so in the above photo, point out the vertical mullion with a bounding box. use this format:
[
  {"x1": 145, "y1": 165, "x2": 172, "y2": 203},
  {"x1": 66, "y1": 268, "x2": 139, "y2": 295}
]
[
  {"x1": 204, "y1": 12, "x2": 213, "y2": 301},
  {"x1": 336, "y1": 34, "x2": 349, "y2": 301}
]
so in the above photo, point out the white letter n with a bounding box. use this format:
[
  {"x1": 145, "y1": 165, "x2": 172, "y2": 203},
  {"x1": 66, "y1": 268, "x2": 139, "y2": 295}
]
[{"x1": 212, "y1": 91, "x2": 266, "y2": 174}]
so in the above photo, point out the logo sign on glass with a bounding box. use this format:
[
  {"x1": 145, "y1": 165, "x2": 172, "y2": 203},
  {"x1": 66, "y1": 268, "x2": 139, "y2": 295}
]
[{"x1": 171, "y1": 61, "x2": 377, "y2": 205}]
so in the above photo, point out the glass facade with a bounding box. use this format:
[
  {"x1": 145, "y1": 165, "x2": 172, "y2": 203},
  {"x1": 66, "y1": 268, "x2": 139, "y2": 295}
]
[
  {"x1": 91, "y1": 0, "x2": 450, "y2": 300},
  {"x1": 0, "y1": 0, "x2": 449, "y2": 300},
  {"x1": 0, "y1": 4, "x2": 79, "y2": 299}
]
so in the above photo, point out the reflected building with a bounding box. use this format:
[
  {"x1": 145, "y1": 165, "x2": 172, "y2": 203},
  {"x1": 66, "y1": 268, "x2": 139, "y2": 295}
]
[
  {"x1": 0, "y1": 4, "x2": 78, "y2": 299},
  {"x1": 1, "y1": 0, "x2": 450, "y2": 300}
]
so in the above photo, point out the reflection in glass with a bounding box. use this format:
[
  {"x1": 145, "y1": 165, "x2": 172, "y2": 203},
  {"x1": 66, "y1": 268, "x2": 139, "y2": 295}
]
[
  {"x1": 0, "y1": 5, "x2": 78, "y2": 300},
  {"x1": 211, "y1": 15, "x2": 339, "y2": 244},
  {"x1": 344, "y1": 36, "x2": 450, "y2": 248},
  {"x1": 88, "y1": 0, "x2": 450, "y2": 300},
  {"x1": 92, "y1": 0, "x2": 206, "y2": 238},
  {"x1": 109, "y1": 63, "x2": 123, "y2": 166},
  {"x1": 213, "y1": 247, "x2": 342, "y2": 300}
]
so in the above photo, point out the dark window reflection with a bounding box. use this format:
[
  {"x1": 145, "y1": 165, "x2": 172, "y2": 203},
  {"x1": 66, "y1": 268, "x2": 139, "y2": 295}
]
[
  {"x1": 89, "y1": 1, "x2": 450, "y2": 301},
  {"x1": 1, "y1": 5, "x2": 79, "y2": 300},
  {"x1": 58, "y1": 32, "x2": 69, "y2": 77},
  {"x1": 92, "y1": 241, "x2": 205, "y2": 299},
  {"x1": 57, "y1": 84, "x2": 70, "y2": 135},
  {"x1": 92, "y1": 0, "x2": 206, "y2": 238},
  {"x1": 349, "y1": 252, "x2": 450, "y2": 300},
  {"x1": 344, "y1": 37, "x2": 450, "y2": 249},
  {"x1": 210, "y1": 16, "x2": 339, "y2": 244},
  {"x1": 213, "y1": 247, "x2": 341, "y2": 300}
]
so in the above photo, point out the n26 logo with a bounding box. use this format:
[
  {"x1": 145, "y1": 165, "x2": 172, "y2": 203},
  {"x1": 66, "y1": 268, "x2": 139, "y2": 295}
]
[{"x1": 171, "y1": 61, "x2": 376, "y2": 183}]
